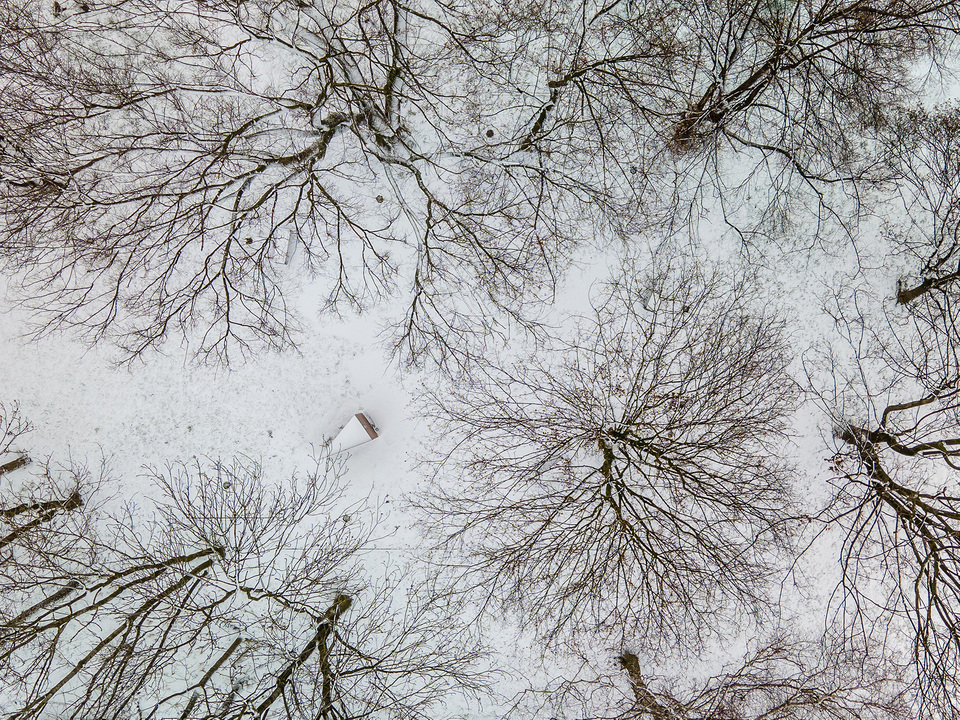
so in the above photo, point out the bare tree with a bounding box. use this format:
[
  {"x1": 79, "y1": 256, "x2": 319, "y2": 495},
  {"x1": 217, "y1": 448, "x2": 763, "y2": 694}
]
[
  {"x1": 818, "y1": 381, "x2": 960, "y2": 720},
  {"x1": 0, "y1": 0, "x2": 571, "y2": 366},
  {"x1": 869, "y1": 103, "x2": 960, "y2": 404},
  {"x1": 456, "y1": 0, "x2": 960, "y2": 244},
  {"x1": 883, "y1": 105, "x2": 960, "y2": 307},
  {"x1": 803, "y1": 282, "x2": 960, "y2": 719},
  {"x1": 5, "y1": 0, "x2": 959, "y2": 365},
  {"x1": 0, "y1": 449, "x2": 490, "y2": 720},
  {"x1": 812, "y1": 103, "x2": 960, "y2": 714},
  {"x1": 509, "y1": 635, "x2": 908, "y2": 720},
  {"x1": 417, "y1": 255, "x2": 798, "y2": 648}
]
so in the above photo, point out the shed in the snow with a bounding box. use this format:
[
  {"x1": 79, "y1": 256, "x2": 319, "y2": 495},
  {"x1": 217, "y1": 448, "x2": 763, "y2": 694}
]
[{"x1": 330, "y1": 412, "x2": 379, "y2": 454}]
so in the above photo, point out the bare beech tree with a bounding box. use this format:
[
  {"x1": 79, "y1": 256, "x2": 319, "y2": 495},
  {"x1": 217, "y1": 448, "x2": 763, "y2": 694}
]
[
  {"x1": 816, "y1": 370, "x2": 960, "y2": 719},
  {"x1": 418, "y1": 256, "x2": 797, "y2": 647},
  {"x1": 800, "y1": 105, "x2": 960, "y2": 718},
  {"x1": 804, "y1": 283, "x2": 960, "y2": 719},
  {"x1": 509, "y1": 636, "x2": 907, "y2": 720},
  {"x1": 0, "y1": 0, "x2": 574, "y2": 366},
  {"x1": 0, "y1": 449, "x2": 489, "y2": 720},
  {"x1": 5, "y1": 0, "x2": 960, "y2": 365},
  {"x1": 871, "y1": 104, "x2": 960, "y2": 403},
  {"x1": 455, "y1": 0, "x2": 960, "y2": 243}
]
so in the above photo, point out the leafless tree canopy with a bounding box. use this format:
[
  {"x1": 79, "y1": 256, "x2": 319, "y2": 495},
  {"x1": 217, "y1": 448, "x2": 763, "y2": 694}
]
[
  {"x1": 0, "y1": 0, "x2": 573, "y2": 365},
  {"x1": 818, "y1": 353, "x2": 960, "y2": 720},
  {"x1": 810, "y1": 281, "x2": 960, "y2": 719},
  {"x1": 2, "y1": 0, "x2": 959, "y2": 362},
  {"x1": 0, "y1": 448, "x2": 489, "y2": 720},
  {"x1": 1, "y1": 402, "x2": 95, "y2": 577},
  {"x1": 418, "y1": 257, "x2": 797, "y2": 647},
  {"x1": 510, "y1": 636, "x2": 907, "y2": 720},
  {"x1": 790, "y1": 100, "x2": 960, "y2": 718},
  {"x1": 883, "y1": 106, "x2": 960, "y2": 308},
  {"x1": 7, "y1": 0, "x2": 960, "y2": 717},
  {"x1": 458, "y1": 0, "x2": 960, "y2": 239}
]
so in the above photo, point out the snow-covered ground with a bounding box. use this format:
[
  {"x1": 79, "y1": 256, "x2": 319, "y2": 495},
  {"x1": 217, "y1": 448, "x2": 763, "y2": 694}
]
[
  {"x1": 0, "y1": 209, "x2": 899, "y2": 716},
  {"x1": 3, "y1": 4, "x2": 960, "y2": 714}
]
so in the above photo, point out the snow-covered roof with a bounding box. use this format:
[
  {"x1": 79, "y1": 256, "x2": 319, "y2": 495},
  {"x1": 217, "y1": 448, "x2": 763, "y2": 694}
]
[{"x1": 330, "y1": 412, "x2": 378, "y2": 454}]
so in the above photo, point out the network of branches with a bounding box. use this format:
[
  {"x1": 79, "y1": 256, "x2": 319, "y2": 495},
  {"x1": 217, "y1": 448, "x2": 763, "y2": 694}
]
[
  {"x1": 0, "y1": 411, "x2": 488, "y2": 720},
  {"x1": 419, "y1": 256, "x2": 797, "y2": 647},
  {"x1": 1, "y1": 0, "x2": 958, "y2": 362},
  {"x1": 4, "y1": 0, "x2": 960, "y2": 719}
]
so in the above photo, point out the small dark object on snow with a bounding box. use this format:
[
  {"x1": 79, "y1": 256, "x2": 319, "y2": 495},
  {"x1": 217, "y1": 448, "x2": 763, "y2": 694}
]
[{"x1": 486, "y1": 129, "x2": 494, "y2": 138}]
